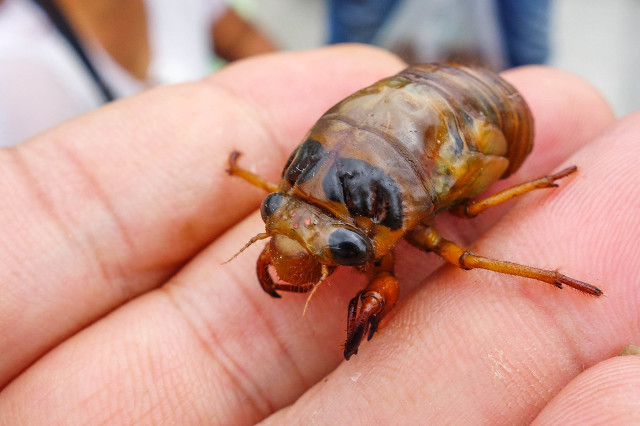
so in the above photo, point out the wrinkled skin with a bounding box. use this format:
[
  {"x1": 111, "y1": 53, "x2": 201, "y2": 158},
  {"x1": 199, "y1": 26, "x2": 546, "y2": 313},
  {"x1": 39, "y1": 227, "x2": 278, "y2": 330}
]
[{"x1": 1, "y1": 46, "x2": 639, "y2": 425}]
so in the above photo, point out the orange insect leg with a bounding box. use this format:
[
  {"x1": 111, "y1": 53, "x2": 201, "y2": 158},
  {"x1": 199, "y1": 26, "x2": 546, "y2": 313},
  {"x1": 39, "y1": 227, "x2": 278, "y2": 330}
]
[
  {"x1": 227, "y1": 151, "x2": 278, "y2": 193},
  {"x1": 406, "y1": 226, "x2": 603, "y2": 296},
  {"x1": 450, "y1": 166, "x2": 578, "y2": 218},
  {"x1": 345, "y1": 268, "x2": 399, "y2": 360}
]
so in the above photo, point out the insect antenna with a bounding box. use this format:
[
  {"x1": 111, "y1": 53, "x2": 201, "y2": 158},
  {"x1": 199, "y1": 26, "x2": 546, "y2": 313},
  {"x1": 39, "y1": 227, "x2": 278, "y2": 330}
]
[
  {"x1": 302, "y1": 264, "x2": 331, "y2": 316},
  {"x1": 222, "y1": 232, "x2": 270, "y2": 264}
]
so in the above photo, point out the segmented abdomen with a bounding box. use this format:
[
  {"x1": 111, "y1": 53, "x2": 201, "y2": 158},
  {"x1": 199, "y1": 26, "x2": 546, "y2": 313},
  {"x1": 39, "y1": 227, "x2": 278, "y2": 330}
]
[
  {"x1": 400, "y1": 64, "x2": 534, "y2": 178},
  {"x1": 282, "y1": 64, "x2": 534, "y2": 238}
]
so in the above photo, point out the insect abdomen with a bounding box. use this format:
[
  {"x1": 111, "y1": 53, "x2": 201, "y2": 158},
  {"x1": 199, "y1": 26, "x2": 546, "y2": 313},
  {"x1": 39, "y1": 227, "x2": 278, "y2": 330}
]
[
  {"x1": 311, "y1": 64, "x2": 534, "y2": 207},
  {"x1": 282, "y1": 64, "x2": 534, "y2": 245},
  {"x1": 400, "y1": 64, "x2": 534, "y2": 178}
]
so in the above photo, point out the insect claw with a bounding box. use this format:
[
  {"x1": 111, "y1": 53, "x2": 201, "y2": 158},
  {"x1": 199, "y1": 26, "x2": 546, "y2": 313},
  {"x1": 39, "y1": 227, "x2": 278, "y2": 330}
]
[
  {"x1": 367, "y1": 316, "x2": 379, "y2": 341},
  {"x1": 344, "y1": 291, "x2": 384, "y2": 360},
  {"x1": 344, "y1": 273, "x2": 399, "y2": 360},
  {"x1": 226, "y1": 150, "x2": 242, "y2": 174},
  {"x1": 551, "y1": 165, "x2": 578, "y2": 180},
  {"x1": 557, "y1": 274, "x2": 603, "y2": 296},
  {"x1": 344, "y1": 346, "x2": 358, "y2": 360},
  {"x1": 344, "y1": 325, "x2": 365, "y2": 360}
]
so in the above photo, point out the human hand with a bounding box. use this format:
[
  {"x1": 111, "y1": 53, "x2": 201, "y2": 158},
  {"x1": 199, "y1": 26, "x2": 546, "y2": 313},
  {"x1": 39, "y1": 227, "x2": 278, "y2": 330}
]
[{"x1": 1, "y1": 45, "x2": 638, "y2": 424}]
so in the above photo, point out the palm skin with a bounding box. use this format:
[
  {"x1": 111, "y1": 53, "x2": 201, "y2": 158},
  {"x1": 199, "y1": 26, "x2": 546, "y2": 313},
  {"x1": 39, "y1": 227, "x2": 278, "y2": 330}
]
[{"x1": 0, "y1": 46, "x2": 638, "y2": 424}]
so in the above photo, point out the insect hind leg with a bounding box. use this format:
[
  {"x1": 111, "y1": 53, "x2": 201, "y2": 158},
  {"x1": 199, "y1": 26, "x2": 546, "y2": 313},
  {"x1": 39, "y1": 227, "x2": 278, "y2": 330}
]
[
  {"x1": 450, "y1": 166, "x2": 577, "y2": 218},
  {"x1": 406, "y1": 225, "x2": 602, "y2": 296}
]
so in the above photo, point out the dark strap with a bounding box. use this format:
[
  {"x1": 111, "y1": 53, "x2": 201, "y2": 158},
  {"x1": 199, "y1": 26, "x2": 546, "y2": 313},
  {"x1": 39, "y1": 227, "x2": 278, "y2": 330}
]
[{"x1": 30, "y1": 0, "x2": 115, "y2": 102}]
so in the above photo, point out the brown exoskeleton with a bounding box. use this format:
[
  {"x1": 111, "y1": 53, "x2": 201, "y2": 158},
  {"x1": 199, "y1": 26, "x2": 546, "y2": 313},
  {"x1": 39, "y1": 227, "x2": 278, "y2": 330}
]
[{"x1": 227, "y1": 64, "x2": 603, "y2": 360}]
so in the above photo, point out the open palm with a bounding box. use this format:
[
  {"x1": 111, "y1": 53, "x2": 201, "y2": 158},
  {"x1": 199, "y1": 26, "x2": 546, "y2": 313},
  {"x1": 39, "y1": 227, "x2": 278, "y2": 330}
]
[{"x1": 1, "y1": 46, "x2": 638, "y2": 424}]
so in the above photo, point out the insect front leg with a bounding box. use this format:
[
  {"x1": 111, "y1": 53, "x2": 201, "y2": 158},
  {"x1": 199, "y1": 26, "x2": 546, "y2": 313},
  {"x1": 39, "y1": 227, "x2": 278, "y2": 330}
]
[
  {"x1": 227, "y1": 151, "x2": 279, "y2": 193},
  {"x1": 344, "y1": 253, "x2": 399, "y2": 360},
  {"x1": 450, "y1": 166, "x2": 577, "y2": 218},
  {"x1": 256, "y1": 243, "x2": 315, "y2": 298},
  {"x1": 406, "y1": 225, "x2": 603, "y2": 296}
]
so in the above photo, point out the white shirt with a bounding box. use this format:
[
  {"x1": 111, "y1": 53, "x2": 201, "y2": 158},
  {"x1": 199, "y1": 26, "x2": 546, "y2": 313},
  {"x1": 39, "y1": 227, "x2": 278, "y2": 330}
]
[{"x1": 0, "y1": 0, "x2": 226, "y2": 146}]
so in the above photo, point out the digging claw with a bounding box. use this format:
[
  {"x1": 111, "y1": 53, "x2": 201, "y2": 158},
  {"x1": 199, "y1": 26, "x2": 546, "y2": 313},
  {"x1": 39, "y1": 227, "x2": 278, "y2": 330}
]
[
  {"x1": 267, "y1": 290, "x2": 282, "y2": 298},
  {"x1": 367, "y1": 316, "x2": 379, "y2": 341},
  {"x1": 344, "y1": 291, "x2": 385, "y2": 359},
  {"x1": 344, "y1": 272, "x2": 399, "y2": 360}
]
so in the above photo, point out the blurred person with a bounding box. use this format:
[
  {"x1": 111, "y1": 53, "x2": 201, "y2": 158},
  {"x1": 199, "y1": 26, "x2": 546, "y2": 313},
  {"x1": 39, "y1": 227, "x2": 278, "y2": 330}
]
[
  {"x1": 327, "y1": 0, "x2": 402, "y2": 45},
  {"x1": 0, "y1": 0, "x2": 276, "y2": 146},
  {"x1": 328, "y1": 0, "x2": 550, "y2": 70}
]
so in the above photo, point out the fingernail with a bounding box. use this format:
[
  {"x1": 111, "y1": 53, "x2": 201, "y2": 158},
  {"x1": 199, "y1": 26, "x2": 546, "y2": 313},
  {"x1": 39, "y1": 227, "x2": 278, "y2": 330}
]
[{"x1": 618, "y1": 345, "x2": 640, "y2": 356}]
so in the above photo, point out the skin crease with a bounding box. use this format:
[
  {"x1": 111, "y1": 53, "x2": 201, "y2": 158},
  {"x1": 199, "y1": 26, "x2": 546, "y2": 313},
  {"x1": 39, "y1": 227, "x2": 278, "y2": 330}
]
[{"x1": 0, "y1": 45, "x2": 638, "y2": 424}]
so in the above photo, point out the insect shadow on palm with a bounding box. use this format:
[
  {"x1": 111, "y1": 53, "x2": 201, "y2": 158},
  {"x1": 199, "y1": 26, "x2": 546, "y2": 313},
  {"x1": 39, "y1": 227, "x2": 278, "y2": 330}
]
[{"x1": 227, "y1": 63, "x2": 603, "y2": 360}]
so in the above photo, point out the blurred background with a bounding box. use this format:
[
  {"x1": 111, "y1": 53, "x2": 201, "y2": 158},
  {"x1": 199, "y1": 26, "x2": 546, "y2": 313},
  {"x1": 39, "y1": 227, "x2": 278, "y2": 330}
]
[
  {"x1": 250, "y1": 0, "x2": 639, "y2": 117},
  {"x1": 0, "y1": 0, "x2": 637, "y2": 146}
]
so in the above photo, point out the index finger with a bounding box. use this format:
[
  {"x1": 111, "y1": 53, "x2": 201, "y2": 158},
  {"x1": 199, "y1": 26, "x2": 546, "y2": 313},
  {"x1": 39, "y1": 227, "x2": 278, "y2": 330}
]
[{"x1": 0, "y1": 45, "x2": 406, "y2": 387}]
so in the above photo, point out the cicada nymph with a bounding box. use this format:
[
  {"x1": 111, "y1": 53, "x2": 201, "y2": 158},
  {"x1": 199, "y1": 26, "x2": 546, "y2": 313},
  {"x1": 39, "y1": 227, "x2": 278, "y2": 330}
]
[{"x1": 228, "y1": 64, "x2": 602, "y2": 360}]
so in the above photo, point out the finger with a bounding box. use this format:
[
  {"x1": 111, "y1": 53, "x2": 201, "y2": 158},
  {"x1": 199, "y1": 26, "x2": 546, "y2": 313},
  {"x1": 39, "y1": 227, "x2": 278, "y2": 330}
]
[
  {"x1": 0, "y1": 69, "x2": 621, "y2": 423},
  {"x1": 0, "y1": 215, "x2": 334, "y2": 424},
  {"x1": 263, "y1": 112, "x2": 640, "y2": 423},
  {"x1": 0, "y1": 45, "x2": 406, "y2": 387},
  {"x1": 533, "y1": 351, "x2": 640, "y2": 423}
]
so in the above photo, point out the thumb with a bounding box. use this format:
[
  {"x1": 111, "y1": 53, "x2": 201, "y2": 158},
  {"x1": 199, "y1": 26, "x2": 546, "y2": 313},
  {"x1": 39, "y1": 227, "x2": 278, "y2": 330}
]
[{"x1": 534, "y1": 346, "x2": 640, "y2": 424}]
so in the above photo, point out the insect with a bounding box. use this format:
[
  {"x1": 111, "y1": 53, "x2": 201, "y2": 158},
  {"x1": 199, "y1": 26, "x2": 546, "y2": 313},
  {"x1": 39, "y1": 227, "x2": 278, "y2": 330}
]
[{"x1": 227, "y1": 63, "x2": 603, "y2": 360}]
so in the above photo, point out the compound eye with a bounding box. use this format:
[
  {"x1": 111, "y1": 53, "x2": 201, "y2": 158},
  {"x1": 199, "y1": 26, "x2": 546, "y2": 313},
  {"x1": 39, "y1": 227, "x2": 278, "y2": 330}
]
[
  {"x1": 260, "y1": 193, "x2": 284, "y2": 222},
  {"x1": 328, "y1": 228, "x2": 371, "y2": 266}
]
